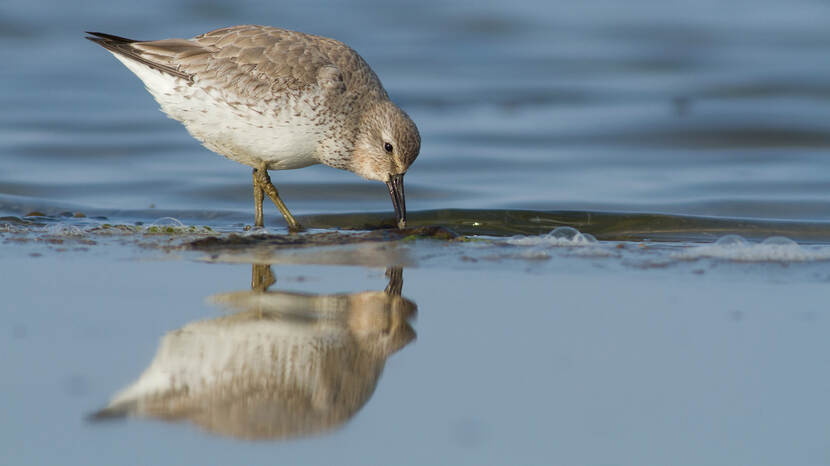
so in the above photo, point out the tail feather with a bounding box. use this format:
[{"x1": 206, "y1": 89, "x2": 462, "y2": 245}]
[
  {"x1": 85, "y1": 31, "x2": 139, "y2": 44},
  {"x1": 86, "y1": 401, "x2": 135, "y2": 422},
  {"x1": 85, "y1": 30, "x2": 194, "y2": 83}
]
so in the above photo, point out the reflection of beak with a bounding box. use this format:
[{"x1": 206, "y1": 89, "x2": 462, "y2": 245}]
[{"x1": 386, "y1": 174, "x2": 406, "y2": 229}]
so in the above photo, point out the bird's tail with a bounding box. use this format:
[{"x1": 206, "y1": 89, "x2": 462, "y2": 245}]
[
  {"x1": 86, "y1": 401, "x2": 136, "y2": 422},
  {"x1": 84, "y1": 31, "x2": 194, "y2": 82}
]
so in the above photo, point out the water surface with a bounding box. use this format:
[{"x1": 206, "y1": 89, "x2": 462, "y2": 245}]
[{"x1": 4, "y1": 0, "x2": 830, "y2": 226}]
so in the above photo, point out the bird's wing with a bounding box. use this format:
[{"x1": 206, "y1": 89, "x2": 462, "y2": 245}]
[
  {"x1": 88, "y1": 25, "x2": 387, "y2": 105},
  {"x1": 190, "y1": 25, "x2": 347, "y2": 95}
]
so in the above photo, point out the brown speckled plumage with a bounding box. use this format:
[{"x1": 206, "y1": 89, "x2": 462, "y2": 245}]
[{"x1": 190, "y1": 26, "x2": 387, "y2": 100}]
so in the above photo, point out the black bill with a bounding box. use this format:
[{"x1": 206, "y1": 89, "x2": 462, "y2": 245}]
[{"x1": 386, "y1": 174, "x2": 406, "y2": 229}]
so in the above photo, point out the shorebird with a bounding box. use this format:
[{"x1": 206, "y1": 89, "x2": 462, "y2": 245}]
[{"x1": 86, "y1": 25, "x2": 420, "y2": 231}]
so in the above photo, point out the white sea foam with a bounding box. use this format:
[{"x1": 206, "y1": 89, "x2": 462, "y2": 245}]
[
  {"x1": 516, "y1": 249, "x2": 552, "y2": 260},
  {"x1": 46, "y1": 223, "x2": 85, "y2": 236},
  {"x1": 137, "y1": 217, "x2": 215, "y2": 235},
  {"x1": 241, "y1": 226, "x2": 276, "y2": 236},
  {"x1": 674, "y1": 235, "x2": 830, "y2": 262},
  {"x1": 504, "y1": 226, "x2": 612, "y2": 259},
  {"x1": 507, "y1": 226, "x2": 598, "y2": 247}
]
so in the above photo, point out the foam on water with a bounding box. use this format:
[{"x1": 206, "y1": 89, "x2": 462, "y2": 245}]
[
  {"x1": 0, "y1": 216, "x2": 217, "y2": 238},
  {"x1": 507, "y1": 227, "x2": 599, "y2": 247},
  {"x1": 46, "y1": 223, "x2": 86, "y2": 236},
  {"x1": 674, "y1": 234, "x2": 830, "y2": 262},
  {"x1": 502, "y1": 226, "x2": 612, "y2": 260}
]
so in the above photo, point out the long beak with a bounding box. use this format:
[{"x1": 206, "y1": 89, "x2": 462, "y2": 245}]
[{"x1": 386, "y1": 174, "x2": 406, "y2": 229}]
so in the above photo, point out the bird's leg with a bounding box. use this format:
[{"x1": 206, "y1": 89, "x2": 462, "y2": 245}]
[
  {"x1": 384, "y1": 267, "x2": 403, "y2": 296},
  {"x1": 251, "y1": 263, "x2": 276, "y2": 292},
  {"x1": 250, "y1": 263, "x2": 275, "y2": 319},
  {"x1": 252, "y1": 168, "x2": 264, "y2": 228},
  {"x1": 254, "y1": 161, "x2": 304, "y2": 232}
]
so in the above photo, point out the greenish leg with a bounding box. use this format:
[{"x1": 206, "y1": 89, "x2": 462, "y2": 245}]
[
  {"x1": 254, "y1": 161, "x2": 304, "y2": 232},
  {"x1": 252, "y1": 169, "x2": 264, "y2": 228}
]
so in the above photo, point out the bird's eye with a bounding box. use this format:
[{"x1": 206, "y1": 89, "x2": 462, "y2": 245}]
[{"x1": 384, "y1": 142, "x2": 393, "y2": 153}]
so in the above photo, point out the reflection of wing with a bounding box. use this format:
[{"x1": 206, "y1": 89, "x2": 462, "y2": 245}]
[{"x1": 91, "y1": 268, "x2": 415, "y2": 441}]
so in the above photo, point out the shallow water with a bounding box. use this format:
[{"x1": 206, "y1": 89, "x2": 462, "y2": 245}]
[
  {"x1": 4, "y1": 237, "x2": 830, "y2": 466},
  {"x1": 5, "y1": 0, "x2": 830, "y2": 226},
  {"x1": 3, "y1": 0, "x2": 830, "y2": 465}
]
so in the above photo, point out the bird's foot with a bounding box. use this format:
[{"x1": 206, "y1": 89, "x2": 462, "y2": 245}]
[{"x1": 254, "y1": 164, "x2": 304, "y2": 232}]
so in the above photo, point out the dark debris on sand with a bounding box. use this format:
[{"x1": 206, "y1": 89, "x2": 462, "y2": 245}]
[{"x1": 185, "y1": 226, "x2": 459, "y2": 252}]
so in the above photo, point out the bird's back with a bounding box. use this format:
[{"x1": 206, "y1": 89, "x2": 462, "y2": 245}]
[{"x1": 190, "y1": 25, "x2": 388, "y2": 103}]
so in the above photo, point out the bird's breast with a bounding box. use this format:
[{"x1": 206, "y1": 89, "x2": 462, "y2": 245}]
[{"x1": 148, "y1": 77, "x2": 346, "y2": 169}]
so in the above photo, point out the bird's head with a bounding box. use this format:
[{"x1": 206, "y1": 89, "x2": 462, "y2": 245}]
[{"x1": 352, "y1": 100, "x2": 420, "y2": 229}]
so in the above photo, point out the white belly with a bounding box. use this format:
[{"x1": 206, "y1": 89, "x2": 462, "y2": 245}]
[{"x1": 114, "y1": 53, "x2": 322, "y2": 170}]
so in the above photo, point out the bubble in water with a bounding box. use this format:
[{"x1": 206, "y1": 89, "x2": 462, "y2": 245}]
[
  {"x1": 713, "y1": 234, "x2": 748, "y2": 247},
  {"x1": 549, "y1": 226, "x2": 580, "y2": 240},
  {"x1": 761, "y1": 236, "x2": 798, "y2": 246},
  {"x1": 148, "y1": 217, "x2": 186, "y2": 228},
  {"x1": 547, "y1": 227, "x2": 597, "y2": 244},
  {"x1": 675, "y1": 234, "x2": 830, "y2": 262},
  {"x1": 506, "y1": 226, "x2": 598, "y2": 247}
]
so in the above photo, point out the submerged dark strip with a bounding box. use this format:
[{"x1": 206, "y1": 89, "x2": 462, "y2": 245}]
[
  {"x1": 5, "y1": 209, "x2": 830, "y2": 244},
  {"x1": 299, "y1": 209, "x2": 830, "y2": 243},
  {"x1": 186, "y1": 225, "x2": 458, "y2": 251}
]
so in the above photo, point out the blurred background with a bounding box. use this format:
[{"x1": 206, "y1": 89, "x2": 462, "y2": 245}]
[{"x1": 4, "y1": 0, "x2": 830, "y2": 224}]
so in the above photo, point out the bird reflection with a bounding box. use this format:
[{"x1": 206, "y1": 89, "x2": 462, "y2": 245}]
[{"x1": 91, "y1": 265, "x2": 416, "y2": 440}]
